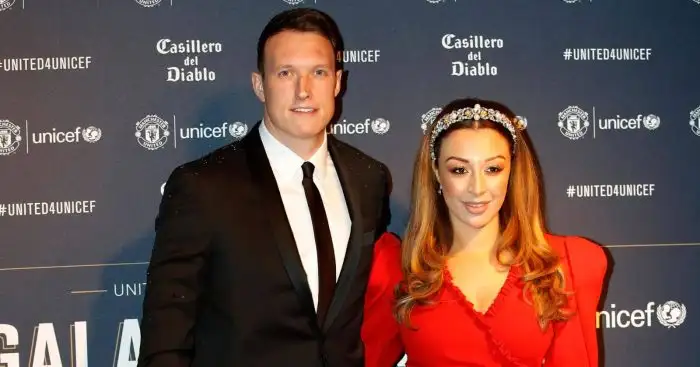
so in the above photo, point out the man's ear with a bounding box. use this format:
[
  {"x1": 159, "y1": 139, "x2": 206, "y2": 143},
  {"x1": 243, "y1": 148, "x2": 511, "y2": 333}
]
[
  {"x1": 334, "y1": 69, "x2": 343, "y2": 97},
  {"x1": 251, "y1": 72, "x2": 265, "y2": 102}
]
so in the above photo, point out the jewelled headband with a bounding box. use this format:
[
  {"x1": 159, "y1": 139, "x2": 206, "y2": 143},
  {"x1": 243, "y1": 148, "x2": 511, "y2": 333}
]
[{"x1": 427, "y1": 103, "x2": 527, "y2": 161}]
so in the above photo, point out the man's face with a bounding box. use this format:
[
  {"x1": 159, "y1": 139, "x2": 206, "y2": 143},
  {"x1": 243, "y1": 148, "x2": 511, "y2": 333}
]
[{"x1": 252, "y1": 30, "x2": 342, "y2": 144}]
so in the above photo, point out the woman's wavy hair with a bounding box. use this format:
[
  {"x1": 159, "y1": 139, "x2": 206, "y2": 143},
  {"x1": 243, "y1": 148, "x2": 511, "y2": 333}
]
[{"x1": 395, "y1": 97, "x2": 571, "y2": 330}]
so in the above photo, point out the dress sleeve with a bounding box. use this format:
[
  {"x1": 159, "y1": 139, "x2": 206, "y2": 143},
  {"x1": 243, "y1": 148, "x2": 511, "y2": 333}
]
[
  {"x1": 361, "y1": 232, "x2": 405, "y2": 367},
  {"x1": 545, "y1": 236, "x2": 607, "y2": 367}
]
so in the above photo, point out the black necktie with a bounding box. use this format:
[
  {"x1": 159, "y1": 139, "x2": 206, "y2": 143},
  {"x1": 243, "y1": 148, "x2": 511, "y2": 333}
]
[{"x1": 301, "y1": 161, "x2": 336, "y2": 326}]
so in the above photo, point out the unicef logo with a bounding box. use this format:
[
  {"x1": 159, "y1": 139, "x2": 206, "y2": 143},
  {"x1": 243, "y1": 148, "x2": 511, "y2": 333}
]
[
  {"x1": 0, "y1": 0, "x2": 16, "y2": 12},
  {"x1": 135, "y1": 115, "x2": 170, "y2": 150},
  {"x1": 82, "y1": 126, "x2": 102, "y2": 143},
  {"x1": 426, "y1": 0, "x2": 445, "y2": 3},
  {"x1": 642, "y1": 114, "x2": 660, "y2": 130},
  {"x1": 371, "y1": 118, "x2": 390, "y2": 135},
  {"x1": 228, "y1": 121, "x2": 248, "y2": 139},
  {"x1": 656, "y1": 301, "x2": 687, "y2": 328},
  {"x1": 421, "y1": 107, "x2": 443, "y2": 134},
  {"x1": 282, "y1": 0, "x2": 304, "y2": 5},
  {"x1": 690, "y1": 106, "x2": 700, "y2": 137},
  {"x1": 134, "y1": 0, "x2": 162, "y2": 7},
  {"x1": 557, "y1": 106, "x2": 590, "y2": 140},
  {"x1": 327, "y1": 117, "x2": 390, "y2": 135}
]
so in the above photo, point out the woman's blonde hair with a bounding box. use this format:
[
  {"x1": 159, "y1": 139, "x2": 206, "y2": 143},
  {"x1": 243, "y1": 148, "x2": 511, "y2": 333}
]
[{"x1": 395, "y1": 97, "x2": 570, "y2": 330}]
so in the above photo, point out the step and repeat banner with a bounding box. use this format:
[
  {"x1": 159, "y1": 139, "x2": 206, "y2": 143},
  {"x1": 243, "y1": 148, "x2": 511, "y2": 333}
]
[{"x1": 1, "y1": 0, "x2": 699, "y2": 366}]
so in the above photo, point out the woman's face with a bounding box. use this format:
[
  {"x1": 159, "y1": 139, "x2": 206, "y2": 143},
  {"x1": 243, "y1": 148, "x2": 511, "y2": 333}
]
[{"x1": 434, "y1": 127, "x2": 512, "y2": 232}]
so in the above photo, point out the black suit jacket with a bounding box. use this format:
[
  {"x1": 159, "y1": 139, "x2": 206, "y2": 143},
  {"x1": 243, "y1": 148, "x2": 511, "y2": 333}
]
[{"x1": 137, "y1": 124, "x2": 391, "y2": 367}]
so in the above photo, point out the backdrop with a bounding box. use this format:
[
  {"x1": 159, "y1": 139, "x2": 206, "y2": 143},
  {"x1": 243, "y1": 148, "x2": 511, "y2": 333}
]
[{"x1": 1, "y1": 0, "x2": 699, "y2": 366}]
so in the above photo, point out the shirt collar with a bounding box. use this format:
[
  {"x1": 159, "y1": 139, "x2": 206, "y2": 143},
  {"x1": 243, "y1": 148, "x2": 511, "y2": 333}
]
[{"x1": 258, "y1": 119, "x2": 329, "y2": 182}]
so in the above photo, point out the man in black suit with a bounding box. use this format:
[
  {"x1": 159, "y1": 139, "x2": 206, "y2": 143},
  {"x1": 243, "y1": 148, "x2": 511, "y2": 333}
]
[{"x1": 137, "y1": 8, "x2": 392, "y2": 367}]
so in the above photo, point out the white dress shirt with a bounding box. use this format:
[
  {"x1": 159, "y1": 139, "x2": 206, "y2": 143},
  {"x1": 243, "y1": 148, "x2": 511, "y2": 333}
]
[{"x1": 259, "y1": 121, "x2": 352, "y2": 311}]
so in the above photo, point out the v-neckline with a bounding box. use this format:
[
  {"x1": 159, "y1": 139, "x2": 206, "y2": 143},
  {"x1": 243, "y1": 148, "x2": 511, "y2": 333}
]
[{"x1": 443, "y1": 265, "x2": 517, "y2": 317}]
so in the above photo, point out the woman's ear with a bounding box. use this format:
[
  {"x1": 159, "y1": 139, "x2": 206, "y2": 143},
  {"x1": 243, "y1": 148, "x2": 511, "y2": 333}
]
[
  {"x1": 432, "y1": 162, "x2": 440, "y2": 185},
  {"x1": 433, "y1": 162, "x2": 444, "y2": 195}
]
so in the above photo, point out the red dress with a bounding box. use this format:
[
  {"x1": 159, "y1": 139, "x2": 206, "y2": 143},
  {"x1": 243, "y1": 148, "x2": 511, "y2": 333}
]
[{"x1": 361, "y1": 232, "x2": 607, "y2": 367}]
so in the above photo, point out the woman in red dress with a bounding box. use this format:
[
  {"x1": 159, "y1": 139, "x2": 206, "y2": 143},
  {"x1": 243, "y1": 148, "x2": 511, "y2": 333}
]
[{"x1": 361, "y1": 98, "x2": 607, "y2": 366}]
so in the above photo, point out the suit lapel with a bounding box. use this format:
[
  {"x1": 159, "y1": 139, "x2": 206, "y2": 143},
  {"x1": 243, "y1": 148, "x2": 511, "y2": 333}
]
[
  {"x1": 243, "y1": 125, "x2": 319, "y2": 328},
  {"x1": 322, "y1": 136, "x2": 365, "y2": 332}
]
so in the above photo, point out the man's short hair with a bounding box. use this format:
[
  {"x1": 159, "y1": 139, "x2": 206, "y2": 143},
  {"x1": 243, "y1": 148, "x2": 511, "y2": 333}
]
[{"x1": 256, "y1": 8, "x2": 344, "y2": 76}]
